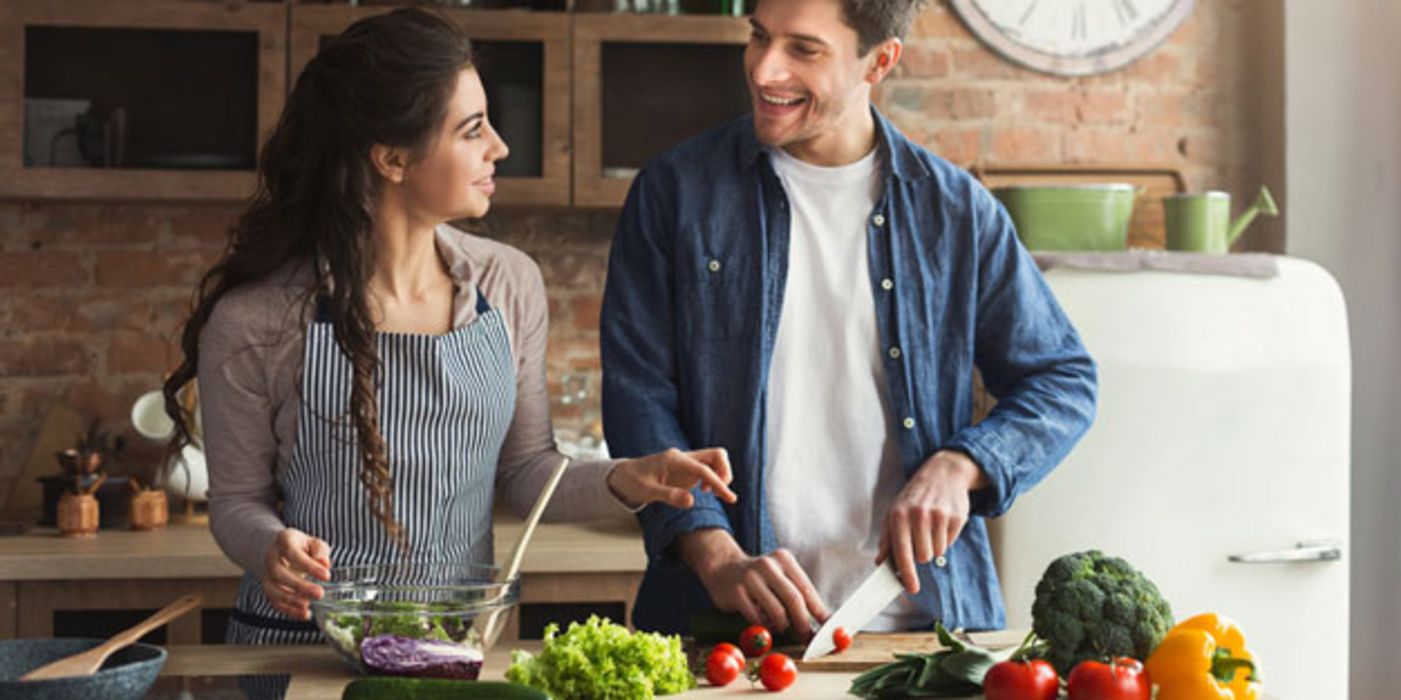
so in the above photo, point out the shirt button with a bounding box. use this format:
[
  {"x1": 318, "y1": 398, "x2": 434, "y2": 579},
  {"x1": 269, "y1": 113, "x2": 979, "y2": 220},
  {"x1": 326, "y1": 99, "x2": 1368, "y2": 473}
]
[
  {"x1": 872, "y1": 214, "x2": 886, "y2": 227},
  {"x1": 707, "y1": 259, "x2": 721, "y2": 273},
  {"x1": 880, "y1": 278, "x2": 894, "y2": 291},
  {"x1": 935, "y1": 555, "x2": 947, "y2": 568},
  {"x1": 902, "y1": 417, "x2": 915, "y2": 430},
  {"x1": 888, "y1": 346, "x2": 901, "y2": 359}
]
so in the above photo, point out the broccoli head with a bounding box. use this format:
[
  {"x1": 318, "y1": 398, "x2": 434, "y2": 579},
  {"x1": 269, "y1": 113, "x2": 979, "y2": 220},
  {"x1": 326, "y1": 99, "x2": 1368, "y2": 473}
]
[{"x1": 1030, "y1": 549, "x2": 1173, "y2": 675}]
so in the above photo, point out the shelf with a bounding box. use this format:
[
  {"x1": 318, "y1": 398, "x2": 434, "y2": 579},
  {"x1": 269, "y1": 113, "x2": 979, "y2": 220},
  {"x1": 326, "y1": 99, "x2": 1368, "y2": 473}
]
[
  {"x1": 572, "y1": 13, "x2": 751, "y2": 207},
  {"x1": 0, "y1": 0, "x2": 286, "y2": 201},
  {"x1": 1, "y1": 4, "x2": 754, "y2": 207}
]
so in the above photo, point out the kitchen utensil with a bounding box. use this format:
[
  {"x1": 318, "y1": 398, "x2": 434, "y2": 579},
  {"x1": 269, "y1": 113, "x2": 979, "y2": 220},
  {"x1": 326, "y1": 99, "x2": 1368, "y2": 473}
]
[
  {"x1": 310, "y1": 561, "x2": 520, "y2": 677},
  {"x1": 1164, "y1": 185, "x2": 1279, "y2": 253},
  {"x1": 164, "y1": 443, "x2": 208, "y2": 503},
  {"x1": 802, "y1": 561, "x2": 906, "y2": 661},
  {"x1": 973, "y1": 163, "x2": 1188, "y2": 249},
  {"x1": 129, "y1": 390, "x2": 173, "y2": 441},
  {"x1": 22, "y1": 98, "x2": 90, "y2": 167},
  {"x1": 480, "y1": 456, "x2": 572, "y2": 650},
  {"x1": 20, "y1": 594, "x2": 200, "y2": 681},
  {"x1": 0, "y1": 639, "x2": 166, "y2": 700},
  {"x1": 991, "y1": 184, "x2": 1139, "y2": 251}
]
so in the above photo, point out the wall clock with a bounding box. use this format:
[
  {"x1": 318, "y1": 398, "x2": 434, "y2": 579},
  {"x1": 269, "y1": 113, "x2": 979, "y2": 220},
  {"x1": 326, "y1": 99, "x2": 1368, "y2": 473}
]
[{"x1": 948, "y1": 0, "x2": 1196, "y2": 77}]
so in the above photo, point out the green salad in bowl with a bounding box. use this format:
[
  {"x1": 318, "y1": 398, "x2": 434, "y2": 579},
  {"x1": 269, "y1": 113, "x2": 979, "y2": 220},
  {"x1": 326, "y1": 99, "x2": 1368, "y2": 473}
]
[{"x1": 310, "y1": 562, "x2": 518, "y2": 680}]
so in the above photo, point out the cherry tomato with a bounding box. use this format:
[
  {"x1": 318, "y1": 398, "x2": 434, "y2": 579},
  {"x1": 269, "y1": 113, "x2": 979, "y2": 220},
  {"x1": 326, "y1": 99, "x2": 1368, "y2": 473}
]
[
  {"x1": 755, "y1": 652, "x2": 797, "y2": 691},
  {"x1": 984, "y1": 659, "x2": 1060, "y2": 700},
  {"x1": 832, "y1": 626, "x2": 853, "y2": 653},
  {"x1": 1067, "y1": 657, "x2": 1151, "y2": 700},
  {"x1": 739, "y1": 624, "x2": 773, "y2": 657},
  {"x1": 705, "y1": 647, "x2": 744, "y2": 687},
  {"x1": 712, "y1": 641, "x2": 745, "y2": 665}
]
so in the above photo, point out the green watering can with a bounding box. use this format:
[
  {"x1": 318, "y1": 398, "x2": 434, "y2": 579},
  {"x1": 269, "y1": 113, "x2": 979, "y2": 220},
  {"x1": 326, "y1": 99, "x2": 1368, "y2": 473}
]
[{"x1": 1163, "y1": 185, "x2": 1279, "y2": 253}]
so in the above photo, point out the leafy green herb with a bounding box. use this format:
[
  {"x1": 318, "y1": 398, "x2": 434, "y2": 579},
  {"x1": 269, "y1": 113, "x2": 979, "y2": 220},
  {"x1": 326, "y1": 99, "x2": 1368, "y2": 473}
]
[
  {"x1": 506, "y1": 615, "x2": 694, "y2": 699},
  {"x1": 848, "y1": 622, "x2": 1016, "y2": 699}
]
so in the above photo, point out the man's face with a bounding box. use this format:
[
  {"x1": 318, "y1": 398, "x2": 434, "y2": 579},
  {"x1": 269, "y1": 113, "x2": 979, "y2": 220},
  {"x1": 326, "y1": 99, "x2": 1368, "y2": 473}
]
[{"x1": 744, "y1": 0, "x2": 880, "y2": 151}]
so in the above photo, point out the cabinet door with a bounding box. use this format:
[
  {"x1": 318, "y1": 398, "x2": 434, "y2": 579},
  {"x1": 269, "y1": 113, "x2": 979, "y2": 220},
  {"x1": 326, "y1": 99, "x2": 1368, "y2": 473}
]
[
  {"x1": 0, "y1": 0, "x2": 286, "y2": 201},
  {"x1": 290, "y1": 7, "x2": 571, "y2": 208},
  {"x1": 572, "y1": 14, "x2": 751, "y2": 208}
]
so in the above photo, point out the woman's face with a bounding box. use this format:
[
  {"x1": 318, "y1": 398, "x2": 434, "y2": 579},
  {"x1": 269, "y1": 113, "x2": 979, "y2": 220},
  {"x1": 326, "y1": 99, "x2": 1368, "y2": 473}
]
[{"x1": 401, "y1": 67, "x2": 510, "y2": 221}]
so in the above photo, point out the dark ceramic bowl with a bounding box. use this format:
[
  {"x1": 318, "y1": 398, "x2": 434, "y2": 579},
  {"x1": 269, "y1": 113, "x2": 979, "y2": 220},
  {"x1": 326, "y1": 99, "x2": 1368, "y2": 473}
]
[{"x1": 0, "y1": 638, "x2": 167, "y2": 700}]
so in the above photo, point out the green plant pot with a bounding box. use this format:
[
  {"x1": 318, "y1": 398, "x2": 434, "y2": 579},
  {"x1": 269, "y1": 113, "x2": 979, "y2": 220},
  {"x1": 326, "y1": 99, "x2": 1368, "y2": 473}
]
[{"x1": 991, "y1": 184, "x2": 1137, "y2": 252}]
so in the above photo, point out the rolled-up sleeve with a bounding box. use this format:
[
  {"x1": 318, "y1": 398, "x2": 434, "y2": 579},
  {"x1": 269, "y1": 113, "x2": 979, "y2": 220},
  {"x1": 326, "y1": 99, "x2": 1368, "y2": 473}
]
[{"x1": 946, "y1": 187, "x2": 1098, "y2": 518}]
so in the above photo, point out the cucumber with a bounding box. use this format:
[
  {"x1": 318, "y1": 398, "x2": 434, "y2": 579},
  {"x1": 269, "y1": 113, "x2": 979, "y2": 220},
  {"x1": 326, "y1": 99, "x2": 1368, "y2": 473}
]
[
  {"x1": 341, "y1": 677, "x2": 549, "y2": 700},
  {"x1": 689, "y1": 609, "x2": 802, "y2": 647}
]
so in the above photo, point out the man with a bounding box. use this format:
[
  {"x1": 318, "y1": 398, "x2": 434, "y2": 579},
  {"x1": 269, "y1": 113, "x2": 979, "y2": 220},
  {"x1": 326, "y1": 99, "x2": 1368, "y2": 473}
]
[{"x1": 600, "y1": 0, "x2": 1097, "y2": 638}]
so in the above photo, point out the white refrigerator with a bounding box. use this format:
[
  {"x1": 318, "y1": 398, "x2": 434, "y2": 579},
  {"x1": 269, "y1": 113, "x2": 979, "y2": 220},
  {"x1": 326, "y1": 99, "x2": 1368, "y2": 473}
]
[{"x1": 991, "y1": 257, "x2": 1350, "y2": 699}]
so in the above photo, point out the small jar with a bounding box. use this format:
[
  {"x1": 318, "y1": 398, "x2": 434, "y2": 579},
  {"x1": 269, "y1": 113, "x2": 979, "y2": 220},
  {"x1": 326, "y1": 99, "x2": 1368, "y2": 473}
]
[
  {"x1": 130, "y1": 490, "x2": 169, "y2": 531},
  {"x1": 57, "y1": 492, "x2": 100, "y2": 538}
]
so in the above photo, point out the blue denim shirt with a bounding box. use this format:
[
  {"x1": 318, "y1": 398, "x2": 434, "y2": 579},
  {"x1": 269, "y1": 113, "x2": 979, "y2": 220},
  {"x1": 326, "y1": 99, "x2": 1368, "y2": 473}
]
[{"x1": 600, "y1": 109, "x2": 1097, "y2": 635}]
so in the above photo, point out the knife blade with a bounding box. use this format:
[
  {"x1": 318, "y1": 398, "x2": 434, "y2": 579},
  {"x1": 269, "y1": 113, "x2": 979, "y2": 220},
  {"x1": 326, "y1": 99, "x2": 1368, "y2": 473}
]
[{"x1": 802, "y1": 560, "x2": 907, "y2": 661}]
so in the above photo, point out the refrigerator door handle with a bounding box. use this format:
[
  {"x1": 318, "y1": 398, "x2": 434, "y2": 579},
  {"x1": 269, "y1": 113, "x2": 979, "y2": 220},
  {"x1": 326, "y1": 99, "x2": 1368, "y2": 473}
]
[{"x1": 1228, "y1": 541, "x2": 1343, "y2": 564}]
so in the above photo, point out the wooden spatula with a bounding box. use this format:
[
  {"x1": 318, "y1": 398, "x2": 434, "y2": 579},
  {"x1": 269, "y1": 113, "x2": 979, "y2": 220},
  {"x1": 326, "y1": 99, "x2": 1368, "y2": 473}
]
[
  {"x1": 20, "y1": 593, "x2": 203, "y2": 681},
  {"x1": 480, "y1": 456, "x2": 571, "y2": 650}
]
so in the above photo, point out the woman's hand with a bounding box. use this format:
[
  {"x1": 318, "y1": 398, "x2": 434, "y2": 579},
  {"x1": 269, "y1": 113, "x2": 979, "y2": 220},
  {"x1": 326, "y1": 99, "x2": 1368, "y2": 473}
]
[
  {"x1": 607, "y1": 447, "x2": 738, "y2": 509},
  {"x1": 261, "y1": 528, "x2": 332, "y2": 620}
]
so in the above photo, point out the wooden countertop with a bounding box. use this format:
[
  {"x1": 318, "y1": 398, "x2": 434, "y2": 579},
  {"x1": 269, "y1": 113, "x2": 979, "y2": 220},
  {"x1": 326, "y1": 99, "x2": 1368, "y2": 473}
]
[
  {"x1": 163, "y1": 643, "x2": 871, "y2": 699},
  {"x1": 0, "y1": 514, "x2": 648, "y2": 580}
]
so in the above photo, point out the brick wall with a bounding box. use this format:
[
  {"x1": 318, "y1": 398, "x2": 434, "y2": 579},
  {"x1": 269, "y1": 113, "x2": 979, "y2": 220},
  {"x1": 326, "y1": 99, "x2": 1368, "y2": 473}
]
[{"x1": 0, "y1": 1, "x2": 1273, "y2": 507}]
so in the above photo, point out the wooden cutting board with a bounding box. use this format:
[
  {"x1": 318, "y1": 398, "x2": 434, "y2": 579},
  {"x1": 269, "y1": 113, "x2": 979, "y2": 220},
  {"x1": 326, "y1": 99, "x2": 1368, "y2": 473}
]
[{"x1": 794, "y1": 629, "x2": 1028, "y2": 672}]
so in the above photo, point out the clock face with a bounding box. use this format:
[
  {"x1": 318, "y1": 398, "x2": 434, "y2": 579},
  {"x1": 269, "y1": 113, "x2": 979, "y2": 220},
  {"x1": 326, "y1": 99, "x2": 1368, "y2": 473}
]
[{"x1": 950, "y1": 0, "x2": 1195, "y2": 76}]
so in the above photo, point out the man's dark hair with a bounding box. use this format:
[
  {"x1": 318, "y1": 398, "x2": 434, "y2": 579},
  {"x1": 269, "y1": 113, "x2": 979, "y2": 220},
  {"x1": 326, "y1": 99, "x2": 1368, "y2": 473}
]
[{"x1": 841, "y1": 0, "x2": 930, "y2": 56}]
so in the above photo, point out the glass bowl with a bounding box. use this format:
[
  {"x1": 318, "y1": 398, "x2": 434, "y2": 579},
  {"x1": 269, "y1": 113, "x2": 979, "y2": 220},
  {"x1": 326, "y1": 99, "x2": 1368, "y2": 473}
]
[{"x1": 309, "y1": 561, "x2": 519, "y2": 679}]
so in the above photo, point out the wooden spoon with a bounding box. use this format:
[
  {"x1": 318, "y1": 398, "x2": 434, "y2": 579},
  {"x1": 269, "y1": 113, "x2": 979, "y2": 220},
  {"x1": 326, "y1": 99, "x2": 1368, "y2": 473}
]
[
  {"x1": 480, "y1": 456, "x2": 571, "y2": 650},
  {"x1": 20, "y1": 594, "x2": 203, "y2": 681}
]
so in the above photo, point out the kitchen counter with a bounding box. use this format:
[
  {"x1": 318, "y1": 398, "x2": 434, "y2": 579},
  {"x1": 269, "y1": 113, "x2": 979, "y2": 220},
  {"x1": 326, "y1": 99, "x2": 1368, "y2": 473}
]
[
  {"x1": 0, "y1": 516, "x2": 647, "y2": 580},
  {"x1": 162, "y1": 643, "x2": 873, "y2": 699},
  {"x1": 0, "y1": 515, "x2": 647, "y2": 643},
  {"x1": 162, "y1": 644, "x2": 1283, "y2": 700}
]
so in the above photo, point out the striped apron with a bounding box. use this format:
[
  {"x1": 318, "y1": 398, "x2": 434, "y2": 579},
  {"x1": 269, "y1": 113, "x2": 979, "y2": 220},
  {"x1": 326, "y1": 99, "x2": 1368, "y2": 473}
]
[{"x1": 227, "y1": 288, "x2": 516, "y2": 645}]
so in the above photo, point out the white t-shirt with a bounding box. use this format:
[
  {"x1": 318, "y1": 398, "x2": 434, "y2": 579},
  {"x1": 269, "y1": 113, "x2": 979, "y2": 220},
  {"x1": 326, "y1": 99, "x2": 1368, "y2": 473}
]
[{"x1": 764, "y1": 145, "x2": 921, "y2": 631}]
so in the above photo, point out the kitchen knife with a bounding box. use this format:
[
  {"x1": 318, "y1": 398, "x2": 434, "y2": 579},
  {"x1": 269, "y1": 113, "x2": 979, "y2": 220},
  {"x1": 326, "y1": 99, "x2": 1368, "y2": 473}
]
[{"x1": 802, "y1": 560, "x2": 906, "y2": 661}]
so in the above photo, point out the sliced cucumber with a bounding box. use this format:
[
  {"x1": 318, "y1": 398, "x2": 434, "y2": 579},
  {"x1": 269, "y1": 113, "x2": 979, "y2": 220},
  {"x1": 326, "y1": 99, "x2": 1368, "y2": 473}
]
[{"x1": 689, "y1": 609, "x2": 802, "y2": 647}]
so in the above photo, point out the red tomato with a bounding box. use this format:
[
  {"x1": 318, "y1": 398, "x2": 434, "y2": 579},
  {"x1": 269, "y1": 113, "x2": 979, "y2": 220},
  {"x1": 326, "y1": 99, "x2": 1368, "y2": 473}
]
[
  {"x1": 983, "y1": 659, "x2": 1060, "y2": 700},
  {"x1": 712, "y1": 642, "x2": 745, "y2": 665},
  {"x1": 1067, "y1": 657, "x2": 1151, "y2": 700},
  {"x1": 739, "y1": 624, "x2": 773, "y2": 657},
  {"x1": 705, "y1": 648, "x2": 744, "y2": 687},
  {"x1": 833, "y1": 626, "x2": 853, "y2": 653},
  {"x1": 756, "y1": 652, "x2": 797, "y2": 691}
]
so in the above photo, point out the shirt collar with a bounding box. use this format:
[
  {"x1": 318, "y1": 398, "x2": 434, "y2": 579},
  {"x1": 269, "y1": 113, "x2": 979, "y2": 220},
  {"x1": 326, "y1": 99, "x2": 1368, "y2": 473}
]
[{"x1": 737, "y1": 106, "x2": 931, "y2": 182}]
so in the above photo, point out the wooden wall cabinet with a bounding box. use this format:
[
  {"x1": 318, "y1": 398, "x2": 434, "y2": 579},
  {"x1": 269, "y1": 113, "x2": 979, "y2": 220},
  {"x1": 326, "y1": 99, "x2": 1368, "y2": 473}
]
[
  {"x1": 0, "y1": 2, "x2": 752, "y2": 207},
  {"x1": 291, "y1": 6, "x2": 573, "y2": 208},
  {"x1": 572, "y1": 13, "x2": 750, "y2": 207},
  {"x1": 0, "y1": 0, "x2": 286, "y2": 201}
]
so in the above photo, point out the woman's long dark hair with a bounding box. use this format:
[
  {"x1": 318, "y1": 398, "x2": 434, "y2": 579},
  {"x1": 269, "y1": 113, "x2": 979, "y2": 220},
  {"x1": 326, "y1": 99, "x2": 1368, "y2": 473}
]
[{"x1": 163, "y1": 8, "x2": 475, "y2": 548}]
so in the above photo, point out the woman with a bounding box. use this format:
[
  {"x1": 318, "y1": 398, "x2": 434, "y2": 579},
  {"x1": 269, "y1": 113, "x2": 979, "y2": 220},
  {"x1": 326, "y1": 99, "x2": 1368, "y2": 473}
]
[{"x1": 162, "y1": 8, "x2": 735, "y2": 645}]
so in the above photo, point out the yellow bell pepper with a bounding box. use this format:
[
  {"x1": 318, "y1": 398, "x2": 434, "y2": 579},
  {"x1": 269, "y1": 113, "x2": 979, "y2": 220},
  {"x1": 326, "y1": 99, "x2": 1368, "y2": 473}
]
[{"x1": 1146, "y1": 613, "x2": 1261, "y2": 700}]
